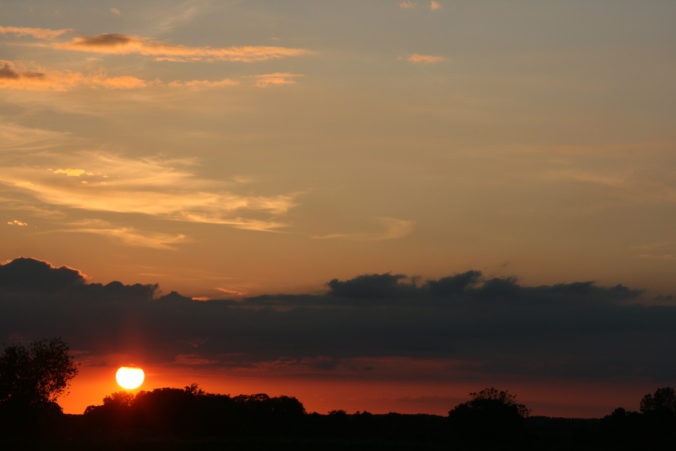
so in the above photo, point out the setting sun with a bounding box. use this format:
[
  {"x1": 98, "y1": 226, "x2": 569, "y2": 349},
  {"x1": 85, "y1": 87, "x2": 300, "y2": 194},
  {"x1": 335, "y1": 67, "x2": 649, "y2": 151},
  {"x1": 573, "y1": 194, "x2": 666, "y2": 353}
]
[{"x1": 116, "y1": 367, "x2": 145, "y2": 390}]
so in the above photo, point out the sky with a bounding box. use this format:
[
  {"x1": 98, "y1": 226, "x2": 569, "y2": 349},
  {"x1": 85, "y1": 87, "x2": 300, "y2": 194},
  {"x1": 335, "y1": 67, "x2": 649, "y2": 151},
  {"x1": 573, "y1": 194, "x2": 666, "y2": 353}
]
[{"x1": 1, "y1": 0, "x2": 676, "y2": 416}]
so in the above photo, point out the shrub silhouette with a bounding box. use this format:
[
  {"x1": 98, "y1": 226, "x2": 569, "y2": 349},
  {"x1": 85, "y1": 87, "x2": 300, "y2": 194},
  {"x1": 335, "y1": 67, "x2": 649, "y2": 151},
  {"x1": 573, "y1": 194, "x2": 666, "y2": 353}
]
[{"x1": 448, "y1": 387, "x2": 529, "y2": 444}]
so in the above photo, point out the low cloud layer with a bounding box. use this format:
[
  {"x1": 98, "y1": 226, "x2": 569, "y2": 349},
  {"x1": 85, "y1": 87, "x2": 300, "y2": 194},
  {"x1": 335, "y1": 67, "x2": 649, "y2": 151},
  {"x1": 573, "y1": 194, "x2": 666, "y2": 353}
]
[{"x1": 1, "y1": 258, "x2": 674, "y2": 386}]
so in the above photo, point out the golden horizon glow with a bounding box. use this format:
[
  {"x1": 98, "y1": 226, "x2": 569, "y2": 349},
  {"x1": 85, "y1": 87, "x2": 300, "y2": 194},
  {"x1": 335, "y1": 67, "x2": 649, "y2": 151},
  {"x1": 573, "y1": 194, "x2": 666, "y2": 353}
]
[{"x1": 116, "y1": 366, "x2": 145, "y2": 390}]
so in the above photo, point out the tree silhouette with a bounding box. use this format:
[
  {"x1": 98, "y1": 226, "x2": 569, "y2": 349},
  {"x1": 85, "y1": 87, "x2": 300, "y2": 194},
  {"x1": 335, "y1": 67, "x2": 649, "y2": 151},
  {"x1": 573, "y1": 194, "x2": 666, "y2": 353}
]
[
  {"x1": 640, "y1": 387, "x2": 676, "y2": 417},
  {"x1": 0, "y1": 337, "x2": 78, "y2": 409},
  {"x1": 448, "y1": 387, "x2": 529, "y2": 444},
  {"x1": 451, "y1": 387, "x2": 530, "y2": 418}
]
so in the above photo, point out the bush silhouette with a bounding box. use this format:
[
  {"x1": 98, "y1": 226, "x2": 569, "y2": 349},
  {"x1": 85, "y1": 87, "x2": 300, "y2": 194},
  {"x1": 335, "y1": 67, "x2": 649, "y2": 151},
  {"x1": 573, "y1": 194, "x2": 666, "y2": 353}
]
[{"x1": 448, "y1": 387, "x2": 529, "y2": 444}]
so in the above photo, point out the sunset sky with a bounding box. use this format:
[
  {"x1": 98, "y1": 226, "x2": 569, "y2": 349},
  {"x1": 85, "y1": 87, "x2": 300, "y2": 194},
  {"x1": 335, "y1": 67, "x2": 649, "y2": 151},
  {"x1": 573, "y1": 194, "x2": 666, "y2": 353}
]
[{"x1": 2, "y1": 0, "x2": 676, "y2": 417}]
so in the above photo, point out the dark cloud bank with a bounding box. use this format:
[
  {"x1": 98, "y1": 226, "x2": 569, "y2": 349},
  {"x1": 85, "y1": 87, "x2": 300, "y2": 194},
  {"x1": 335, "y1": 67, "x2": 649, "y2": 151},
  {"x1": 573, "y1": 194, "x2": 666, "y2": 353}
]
[{"x1": 1, "y1": 258, "x2": 675, "y2": 384}]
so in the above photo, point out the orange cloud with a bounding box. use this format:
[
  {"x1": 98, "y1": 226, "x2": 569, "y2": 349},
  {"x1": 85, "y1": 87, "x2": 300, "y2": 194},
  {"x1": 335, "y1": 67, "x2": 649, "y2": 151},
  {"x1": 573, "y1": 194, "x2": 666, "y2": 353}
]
[
  {"x1": 7, "y1": 219, "x2": 28, "y2": 227},
  {"x1": 400, "y1": 2, "x2": 441, "y2": 11},
  {"x1": 0, "y1": 61, "x2": 245, "y2": 91},
  {"x1": 0, "y1": 26, "x2": 73, "y2": 39},
  {"x1": 407, "y1": 53, "x2": 445, "y2": 63},
  {"x1": 51, "y1": 168, "x2": 93, "y2": 177},
  {"x1": 312, "y1": 217, "x2": 415, "y2": 241},
  {"x1": 168, "y1": 78, "x2": 239, "y2": 88},
  {"x1": 0, "y1": 61, "x2": 147, "y2": 91},
  {"x1": 49, "y1": 33, "x2": 311, "y2": 63},
  {"x1": 255, "y1": 72, "x2": 303, "y2": 88}
]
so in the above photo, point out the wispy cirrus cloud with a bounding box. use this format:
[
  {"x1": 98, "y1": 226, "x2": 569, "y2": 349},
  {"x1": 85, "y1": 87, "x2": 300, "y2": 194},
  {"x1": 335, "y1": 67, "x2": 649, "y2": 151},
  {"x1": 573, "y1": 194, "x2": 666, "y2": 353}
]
[
  {"x1": 6, "y1": 219, "x2": 28, "y2": 227},
  {"x1": 65, "y1": 219, "x2": 188, "y2": 250},
  {"x1": 45, "y1": 32, "x2": 311, "y2": 63},
  {"x1": 255, "y1": 72, "x2": 303, "y2": 88},
  {"x1": 0, "y1": 26, "x2": 73, "y2": 39},
  {"x1": 0, "y1": 149, "x2": 297, "y2": 232},
  {"x1": 0, "y1": 122, "x2": 70, "y2": 151},
  {"x1": 313, "y1": 217, "x2": 415, "y2": 241},
  {"x1": 407, "y1": 53, "x2": 445, "y2": 64},
  {"x1": 150, "y1": 0, "x2": 203, "y2": 35}
]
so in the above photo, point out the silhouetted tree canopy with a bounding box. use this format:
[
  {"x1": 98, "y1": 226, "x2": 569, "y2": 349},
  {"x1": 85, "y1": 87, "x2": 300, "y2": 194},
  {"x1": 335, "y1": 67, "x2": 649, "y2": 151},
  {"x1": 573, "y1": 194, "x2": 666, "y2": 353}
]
[
  {"x1": 0, "y1": 337, "x2": 77, "y2": 408},
  {"x1": 640, "y1": 387, "x2": 676, "y2": 417},
  {"x1": 448, "y1": 387, "x2": 529, "y2": 444},
  {"x1": 450, "y1": 387, "x2": 530, "y2": 418},
  {"x1": 84, "y1": 385, "x2": 306, "y2": 436}
]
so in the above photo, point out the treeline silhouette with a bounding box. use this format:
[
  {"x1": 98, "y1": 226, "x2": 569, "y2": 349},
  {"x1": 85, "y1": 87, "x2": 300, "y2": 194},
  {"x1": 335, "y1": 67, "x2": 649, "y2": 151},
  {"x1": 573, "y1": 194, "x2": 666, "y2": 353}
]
[
  {"x1": 84, "y1": 385, "x2": 305, "y2": 437},
  {"x1": 2, "y1": 339, "x2": 676, "y2": 449},
  {"x1": 2, "y1": 384, "x2": 676, "y2": 450}
]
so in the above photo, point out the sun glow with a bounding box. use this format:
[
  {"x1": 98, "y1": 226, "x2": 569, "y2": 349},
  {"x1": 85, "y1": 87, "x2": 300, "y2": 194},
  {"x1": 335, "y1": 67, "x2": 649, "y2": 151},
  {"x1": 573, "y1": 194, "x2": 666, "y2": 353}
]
[{"x1": 116, "y1": 366, "x2": 145, "y2": 389}]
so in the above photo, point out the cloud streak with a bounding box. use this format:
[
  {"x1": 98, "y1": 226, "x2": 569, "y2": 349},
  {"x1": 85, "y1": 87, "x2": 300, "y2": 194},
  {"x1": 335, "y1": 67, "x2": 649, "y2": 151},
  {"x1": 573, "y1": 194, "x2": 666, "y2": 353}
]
[
  {"x1": 0, "y1": 26, "x2": 73, "y2": 39},
  {"x1": 0, "y1": 61, "x2": 147, "y2": 91},
  {"x1": 313, "y1": 217, "x2": 415, "y2": 241},
  {"x1": 407, "y1": 54, "x2": 445, "y2": 64},
  {"x1": 46, "y1": 33, "x2": 311, "y2": 63},
  {"x1": 65, "y1": 220, "x2": 188, "y2": 250},
  {"x1": 255, "y1": 72, "x2": 304, "y2": 88},
  {"x1": 167, "y1": 78, "x2": 239, "y2": 88},
  {"x1": 399, "y1": 1, "x2": 442, "y2": 11},
  {"x1": 0, "y1": 61, "x2": 298, "y2": 91}
]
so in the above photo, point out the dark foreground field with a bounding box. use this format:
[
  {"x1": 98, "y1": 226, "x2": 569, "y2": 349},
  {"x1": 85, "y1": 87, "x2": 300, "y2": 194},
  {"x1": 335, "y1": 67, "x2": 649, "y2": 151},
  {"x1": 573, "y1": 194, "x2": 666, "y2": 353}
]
[{"x1": 2, "y1": 410, "x2": 675, "y2": 450}]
